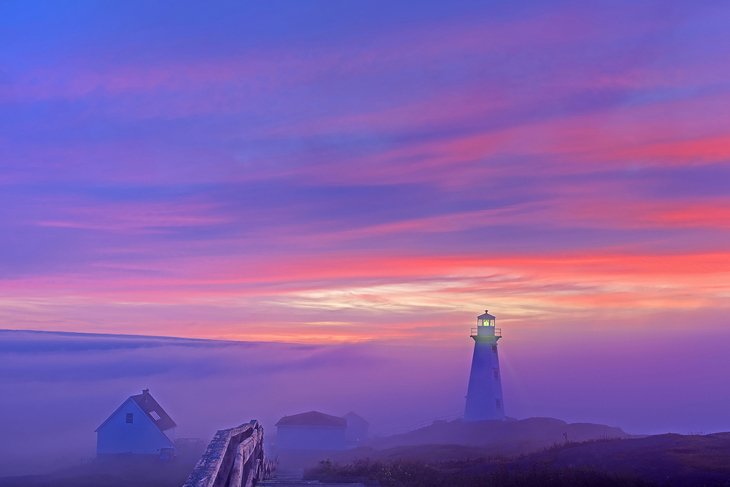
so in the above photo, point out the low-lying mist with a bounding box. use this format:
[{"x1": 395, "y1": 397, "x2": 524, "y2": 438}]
[
  {"x1": 2, "y1": 317, "x2": 729, "y2": 477},
  {"x1": 0, "y1": 329, "x2": 467, "y2": 476}
]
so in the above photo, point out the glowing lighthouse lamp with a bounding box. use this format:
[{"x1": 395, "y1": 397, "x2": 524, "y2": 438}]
[{"x1": 464, "y1": 309, "x2": 505, "y2": 421}]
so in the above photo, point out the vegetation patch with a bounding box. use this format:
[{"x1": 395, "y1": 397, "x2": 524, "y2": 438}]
[{"x1": 304, "y1": 459, "x2": 655, "y2": 487}]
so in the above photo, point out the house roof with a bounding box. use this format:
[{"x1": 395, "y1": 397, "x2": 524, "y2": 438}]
[
  {"x1": 276, "y1": 411, "x2": 347, "y2": 428},
  {"x1": 344, "y1": 411, "x2": 369, "y2": 426},
  {"x1": 95, "y1": 389, "x2": 176, "y2": 432},
  {"x1": 477, "y1": 310, "x2": 496, "y2": 321},
  {"x1": 131, "y1": 389, "x2": 177, "y2": 431}
]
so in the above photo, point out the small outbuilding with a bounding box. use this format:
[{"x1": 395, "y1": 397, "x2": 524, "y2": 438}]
[
  {"x1": 96, "y1": 389, "x2": 176, "y2": 457},
  {"x1": 275, "y1": 411, "x2": 347, "y2": 451},
  {"x1": 343, "y1": 411, "x2": 369, "y2": 446}
]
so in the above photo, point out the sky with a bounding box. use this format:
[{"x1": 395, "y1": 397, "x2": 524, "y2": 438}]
[
  {"x1": 1, "y1": 0, "x2": 730, "y2": 461},
  {"x1": 1, "y1": 1, "x2": 730, "y2": 342}
]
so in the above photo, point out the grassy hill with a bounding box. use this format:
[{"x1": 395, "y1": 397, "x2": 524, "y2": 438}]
[
  {"x1": 306, "y1": 431, "x2": 730, "y2": 487},
  {"x1": 334, "y1": 417, "x2": 629, "y2": 462},
  {"x1": 513, "y1": 433, "x2": 730, "y2": 486}
]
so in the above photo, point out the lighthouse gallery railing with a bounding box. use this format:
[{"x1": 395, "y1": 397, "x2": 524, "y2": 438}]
[{"x1": 470, "y1": 327, "x2": 502, "y2": 337}]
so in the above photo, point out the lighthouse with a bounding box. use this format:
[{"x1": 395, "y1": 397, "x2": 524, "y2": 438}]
[{"x1": 464, "y1": 309, "x2": 505, "y2": 421}]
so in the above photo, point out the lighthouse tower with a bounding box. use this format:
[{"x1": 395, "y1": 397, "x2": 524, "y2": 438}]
[{"x1": 464, "y1": 309, "x2": 505, "y2": 421}]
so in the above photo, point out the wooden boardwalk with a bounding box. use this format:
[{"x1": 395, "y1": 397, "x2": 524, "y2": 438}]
[{"x1": 184, "y1": 421, "x2": 364, "y2": 487}]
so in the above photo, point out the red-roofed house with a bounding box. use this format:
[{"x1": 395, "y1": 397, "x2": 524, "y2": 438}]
[
  {"x1": 275, "y1": 411, "x2": 347, "y2": 451},
  {"x1": 96, "y1": 389, "x2": 176, "y2": 457}
]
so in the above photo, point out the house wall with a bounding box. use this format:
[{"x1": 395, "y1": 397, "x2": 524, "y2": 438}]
[
  {"x1": 276, "y1": 425, "x2": 346, "y2": 451},
  {"x1": 97, "y1": 398, "x2": 174, "y2": 455},
  {"x1": 344, "y1": 419, "x2": 369, "y2": 445}
]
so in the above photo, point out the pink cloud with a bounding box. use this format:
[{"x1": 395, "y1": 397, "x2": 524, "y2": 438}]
[{"x1": 36, "y1": 199, "x2": 231, "y2": 233}]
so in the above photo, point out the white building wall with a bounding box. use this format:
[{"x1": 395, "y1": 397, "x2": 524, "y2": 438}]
[
  {"x1": 96, "y1": 398, "x2": 174, "y2": 455},
  {"x1": 464, "y1": 340, "x2": 505, "y2": 421}
]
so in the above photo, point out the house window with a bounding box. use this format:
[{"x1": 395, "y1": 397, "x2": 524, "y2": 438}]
[
  {"x1": 126, "y1": 413, "x2": 134, "y2": 424},
  {"x1": 150, "y1": 410, "x2": 161, "y2": 421}
]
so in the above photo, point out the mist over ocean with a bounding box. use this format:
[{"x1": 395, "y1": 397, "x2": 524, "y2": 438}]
[
  {"x1": 2, "y1": 320, "x2": 729, "y2": 477},
  {"x1": 0, "y1": 329, "x2": 464, "y2": 476}
]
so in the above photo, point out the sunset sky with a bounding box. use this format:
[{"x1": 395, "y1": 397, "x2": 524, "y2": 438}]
[
  {"x1": 2, "y1": 5, "x2": 730, "y2": 469},
  {"x1": 2, "y1": 1, "x2": 729, "y2": 344}
]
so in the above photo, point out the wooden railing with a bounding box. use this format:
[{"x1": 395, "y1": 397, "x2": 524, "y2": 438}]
[{"x1": 183, "y1": 420, "x2": 268, "y2": 487}]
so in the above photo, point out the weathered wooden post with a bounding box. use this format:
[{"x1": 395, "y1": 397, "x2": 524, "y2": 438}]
[{"x1": 183, "y1": 420, "x2": 266, "y2": 487}]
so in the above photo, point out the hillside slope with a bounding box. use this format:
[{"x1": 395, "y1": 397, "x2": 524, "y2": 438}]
[
  {"x1": 513, "y1": 432, "x2": 730, "y2": 486},
  {"x1": 351, "y1": 417, "x2": 628, "y2": 459},
  {"x1": 317, "y1": 431, "x2": 730, "y2": 486}
]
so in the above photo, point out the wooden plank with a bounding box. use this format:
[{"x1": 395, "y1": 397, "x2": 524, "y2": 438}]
[
  {"x1": 184, "y1": 421, "x2": 266, "y2": 487},
  {"x1": 184, "y1": 423, "x2": 259, "y2": 487}
]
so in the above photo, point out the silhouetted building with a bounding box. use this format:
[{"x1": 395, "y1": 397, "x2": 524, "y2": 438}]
[
  {"x1": 275, "y1": 411, "x2": 347, "y2": 451},
  {"x1": 343, "y1": 411, "x2": 369, "y2": 445},
  {"x1": 464, "y1": 309, "x2": 506, "y2": 421},
  {"x1": 96, "y1": 389, "x2": 176, "y2": 457}
]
